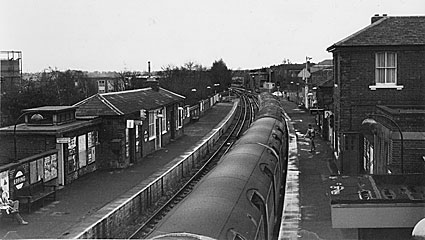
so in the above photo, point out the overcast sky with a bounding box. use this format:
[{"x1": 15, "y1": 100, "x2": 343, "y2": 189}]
[{"x1": 1, "y1": 0, "x2": 424, "y2": 72}]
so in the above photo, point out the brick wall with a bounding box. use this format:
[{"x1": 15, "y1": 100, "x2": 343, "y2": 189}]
[
  {"x1": 0, "y1": 134, "x2": 56, "y2": 165},
  {"x1": 336, "y1": 48, "x2": 425, "y2": 133},
  {"x1": 333, "y1": 47, "x2": 425, "y2": 174}
]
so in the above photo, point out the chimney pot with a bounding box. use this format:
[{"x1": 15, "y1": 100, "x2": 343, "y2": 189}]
[{"x1": 371, "y1": 14, "x2": 386, "y2": 24}]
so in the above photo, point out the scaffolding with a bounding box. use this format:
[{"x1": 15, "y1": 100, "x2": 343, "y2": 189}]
[{"x1": 0, "y1": 50, "x2": 22, "y2": 126}]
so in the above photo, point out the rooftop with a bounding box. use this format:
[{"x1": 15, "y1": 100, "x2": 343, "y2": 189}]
[
  {"x1": 328, "y1": 174, "x2": 425, "y2": 204},
  {"x1": 75, "y1": 87, "x2": 185, "y2": 117},
  {"x1": 327, "y1": 15, "x2": 425, "y2": 51}
]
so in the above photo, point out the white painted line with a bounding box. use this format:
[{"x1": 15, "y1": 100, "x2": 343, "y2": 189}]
[{"x1": 278, "y1": 110, "x2": 300, "y2": 240}]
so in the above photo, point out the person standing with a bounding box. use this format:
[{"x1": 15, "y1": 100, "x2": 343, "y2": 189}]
[
  {"x1": 304, "y1": 124, "x2": 316, "y2": 152},
  {"x1": 0, "y1": 188, "x2": 28, "y2": 225}
]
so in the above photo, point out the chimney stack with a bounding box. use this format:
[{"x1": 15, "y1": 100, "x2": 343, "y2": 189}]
[
  {"x1": 146, "y1": 61, "x2": 159, "y2": 91},
  {"x1": 371, "y1": 14, "x2": 388, "y2": 24},
  {"x1": 148, "y1": 61, "x2": 151, "y2": 75}
]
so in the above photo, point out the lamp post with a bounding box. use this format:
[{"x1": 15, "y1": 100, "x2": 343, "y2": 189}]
[
  {"x1": 206, "y1": 86, "x2": 211, "y2": 98},
  {"x1": 362, "y1": 114, "x2": 404, "y2": 174},
  {"x1": 213, "y1": 83, "x2": 220, "y2": 94},
  {"x1": 296, "y1": 82, "x2": 300, "y2": 104}
]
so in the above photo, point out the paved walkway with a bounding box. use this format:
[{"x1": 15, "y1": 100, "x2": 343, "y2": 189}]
[
  {"x1": 279, "y1": 99, "x2": 358, "y2": 240},
  {"x1": 0, "y1": 102, "x2": 234, "y2": 239}
]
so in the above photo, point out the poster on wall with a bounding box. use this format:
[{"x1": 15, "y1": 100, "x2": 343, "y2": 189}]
[
  {"x1": 68, "y1": 137, "x2": 77, "y2": 173},
  {"x1": 44, "y1": 155, "x2": 51, "y2": 181},
  {"x1": 88, "y1": 132, "x2": 93, "y2": 147},
  {"x1": 89, "y1": 147, "x2": 95, "y2": 164},
  {"x1": 78, "y1": 134, "x2": 87, "y2": 167},
  {"x1": 0, "y1": 171, "x2": 9, "y2": 199},
  {"x1": 50, "y1": 154, "x2": 58, "y2": 179},
  {"x1": 30, "y1": 161, "x2": 38, "y2": 184},
  {"x1": 37, "y1": 158, "x2": 44, "y2": 181}
]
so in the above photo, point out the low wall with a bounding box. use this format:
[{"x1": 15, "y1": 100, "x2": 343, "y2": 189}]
[{"x1": 70, "y1": 101, "x2": 238, "y2": 239}]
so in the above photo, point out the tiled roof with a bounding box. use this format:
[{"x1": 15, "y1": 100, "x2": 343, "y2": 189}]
[
  {"x1": 74, "y1": 87, "x2": 185, "y2": 117},
  {"x1": 327, "y1": 16, "x2": 425, "y2": 51}
]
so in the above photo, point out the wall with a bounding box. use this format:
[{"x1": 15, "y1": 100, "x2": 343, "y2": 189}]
[
  {"x1": 0, "y1": 134, "x2": 56, "y2": 165},
  {"x1": 336, "y1": 48, "x2": 425, "y2": 134},
  {"x1": 333, "y1": 47, "x2": 425, "y2": 174}
]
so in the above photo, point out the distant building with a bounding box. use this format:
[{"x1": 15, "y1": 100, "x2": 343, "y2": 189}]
[
  {"x1": 309, "y1": 60, "x2": 334, "y2": 141},
  {"x1": 0, "y1": 51, "x2": 22, "y2": 126}
]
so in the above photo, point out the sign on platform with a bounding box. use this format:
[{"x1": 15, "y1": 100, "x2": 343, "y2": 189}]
[
  {"x1": 127, "y1": 120, "x2": 134, "y2": 128},
  {"x1": 298, "y1": 68, "x2": 311, "y2": 80},
  {"x1": 56, "y1": 137, "x2": 71, "y2": 144},
  {"x1": 263, "y1": 82, "x2": 275, "y2": 90}
]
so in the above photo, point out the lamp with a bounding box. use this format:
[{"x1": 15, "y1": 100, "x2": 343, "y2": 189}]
[
  {"x1": 213, "y1": 83, "x2": 220, "y2": 94},
  {"x1": 361, "y1": 114, "x2": 404, "y2": 174},
  {"x1": 14, "y1": 113, "x2": 44, "y2": 162}
]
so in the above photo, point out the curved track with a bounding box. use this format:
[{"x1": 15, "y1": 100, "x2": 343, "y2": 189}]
[{"x1": 129, "y1": 93, "x2": 255, "y2": 239}]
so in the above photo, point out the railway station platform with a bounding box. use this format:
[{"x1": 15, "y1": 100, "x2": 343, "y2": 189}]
[
  {"x1": 0, "y1": 102, "x2": 235, "y2": 239},
  {"x1": 279, "y1": 99, "x2": 358, "y2": 240}
]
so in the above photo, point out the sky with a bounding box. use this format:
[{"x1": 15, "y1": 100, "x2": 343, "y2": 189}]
[{"x1": 1, "y1": 0, "x2": 424, "y2": 73}]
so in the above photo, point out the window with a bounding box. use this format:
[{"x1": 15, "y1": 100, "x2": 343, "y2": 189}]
[
  {"x1": 178, "y1": 107, "x2": 184, "y2": 129},
  {"x1": 371, "y1": 52, "x2": 403, "y2": 90},
  {"x1": 125, "y1": 128, "x2": 129, "y2": 158},
  {"x1": 149, "y1": 110, "x2": 156, "y2": 139},
  {"x1": 135, "y1": 125, "x2": 140, "y2": 153},
  {"x1": 98, "y1": 80, "x2": 106, "y2": 93},
  {"x1": 161, "y1": 107, "x2": 167, "y2": 134},
  {"x1": 249, "y1": 191, "x2": 268, "y2": 240}
]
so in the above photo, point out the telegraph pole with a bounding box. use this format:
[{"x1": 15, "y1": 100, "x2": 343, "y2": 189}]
[{"x1": 304, "y1": 56, "x2": 312, "y2": 108}]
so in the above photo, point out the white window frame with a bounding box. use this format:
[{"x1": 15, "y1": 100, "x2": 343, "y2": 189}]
[
  {"x1": 186, "y1": 106, "x2": 190, "y2": 118},
  {"x1": 148, "y1": 110, "x2": 156, "y2": 140},
  {"x1": 177, "y1": 107, "x2": 184, "y2": 129},
  {"x1": 370, "y1": 52, "x2": 403, "y2": 90},
  {"x1": 161, "y1": 107, "x2": 167, "y2": 134},
  {"x1": 98, "y1": 80, "x2": 106, "y2": 93}
]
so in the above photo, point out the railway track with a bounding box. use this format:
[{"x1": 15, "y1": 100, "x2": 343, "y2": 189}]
[{"x1": 128, "y1": 93, "x2": 255, "y2": 239}]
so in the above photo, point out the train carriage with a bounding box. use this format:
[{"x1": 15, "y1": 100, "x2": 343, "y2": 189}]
[{"x1": 147, "y1": 92, "x2": 289, "y2": 240}]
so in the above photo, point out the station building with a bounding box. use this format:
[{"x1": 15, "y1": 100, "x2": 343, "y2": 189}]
[
  {"x1": 74, "y1": 84, "x2": 185, "y2": 169},
  {"x1": 0, "y1": 105, "x2": 101, "y2": 197},
  {"x1": 326, "y1": 14, "x2": 425, "y2": 175},
  {"x1": 0, "y1": 84, "x2": 185, "y2": 202}
]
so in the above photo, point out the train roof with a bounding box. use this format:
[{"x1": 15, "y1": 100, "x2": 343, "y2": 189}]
[{"x1": 149, "y1": 144, "x2": 277, "y2": 239}]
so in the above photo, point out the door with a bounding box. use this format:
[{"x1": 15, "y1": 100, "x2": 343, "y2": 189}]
[{"x1": 155, "y1": 116, "x2": 162, "y2": 150}]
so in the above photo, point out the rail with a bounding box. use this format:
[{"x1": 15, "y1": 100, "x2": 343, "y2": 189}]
[{"x1": 129, "y1": 93, "x2": 253, "y2": 238}]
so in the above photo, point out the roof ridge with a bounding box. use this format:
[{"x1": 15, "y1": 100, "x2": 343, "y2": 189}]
[
  {"x1": 327, "y1": 17, "x2": 388, "y2": 51},
  {"x1": 159, "y1": 87, "x2": 186, "y2": 99},
  {"x1": 97, "y1": 94, "x2": 124, "y2": 115},
  {"x1": 73, "y1": 94, "x2": 98, "y2": 107},
  {"x1": 101, "y1": 88, "x2": 149, "y2": 96}
]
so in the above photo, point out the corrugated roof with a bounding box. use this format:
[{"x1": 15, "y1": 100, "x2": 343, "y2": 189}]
[
  {"x1": 75, "y1": 87, "x2": 185, "y2": 117},
  {"x1": 327, "y1": 16, "x2": 425, "y2": 51}
]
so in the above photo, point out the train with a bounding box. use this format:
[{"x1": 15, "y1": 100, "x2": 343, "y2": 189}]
[{"x1": 147, "y1": 92, "x2": 288, "y2": 240}]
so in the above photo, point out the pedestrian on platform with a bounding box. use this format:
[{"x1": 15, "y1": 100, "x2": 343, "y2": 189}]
[
  {"x1": 304, "y1": 124, "x2": 316, "y2": 152},
  {"x1": 0, "y1": 188, "x2": 28, "y2": 225}
]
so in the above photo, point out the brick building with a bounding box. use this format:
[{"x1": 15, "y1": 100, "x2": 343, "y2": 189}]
[
  {"x1": 74, "y1": 84, "x2": 185, "y2": 169},
  {"x1": 326, "y1": 15, "x2": 425, "y2": 174},
  {"x1": 0, "y1": 106, "x2": 101, "y2": 186}
]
